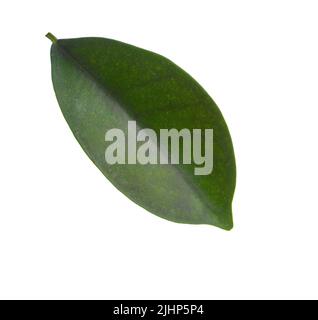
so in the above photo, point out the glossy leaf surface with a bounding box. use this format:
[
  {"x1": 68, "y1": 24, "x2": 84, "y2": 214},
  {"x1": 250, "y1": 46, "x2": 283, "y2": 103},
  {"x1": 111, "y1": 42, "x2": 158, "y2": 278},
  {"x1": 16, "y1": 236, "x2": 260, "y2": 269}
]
[{"x1": 48, "y1": 33, "x2": 236, "y2": 230}]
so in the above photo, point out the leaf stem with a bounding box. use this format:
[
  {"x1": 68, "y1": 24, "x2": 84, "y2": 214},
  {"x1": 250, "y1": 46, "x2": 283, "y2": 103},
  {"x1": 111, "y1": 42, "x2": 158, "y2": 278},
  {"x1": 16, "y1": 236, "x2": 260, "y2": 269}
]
[{"x1": 46, "y1": 32, "x2": 58, "y2": 43}]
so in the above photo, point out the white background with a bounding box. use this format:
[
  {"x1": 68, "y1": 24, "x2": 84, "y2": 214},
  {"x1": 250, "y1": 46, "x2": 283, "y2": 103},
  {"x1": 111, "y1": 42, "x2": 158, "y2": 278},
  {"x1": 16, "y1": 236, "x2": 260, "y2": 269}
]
[{"x1": 0, "y1": 0, "x2": 318, "y2": 300}]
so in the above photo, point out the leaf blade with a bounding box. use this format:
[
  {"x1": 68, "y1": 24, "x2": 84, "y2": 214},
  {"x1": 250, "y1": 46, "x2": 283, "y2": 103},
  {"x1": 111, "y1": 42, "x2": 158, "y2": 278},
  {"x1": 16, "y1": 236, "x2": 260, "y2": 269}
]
[{"x1": 49, "y1": 35, "x2": 236, "y2": 230}]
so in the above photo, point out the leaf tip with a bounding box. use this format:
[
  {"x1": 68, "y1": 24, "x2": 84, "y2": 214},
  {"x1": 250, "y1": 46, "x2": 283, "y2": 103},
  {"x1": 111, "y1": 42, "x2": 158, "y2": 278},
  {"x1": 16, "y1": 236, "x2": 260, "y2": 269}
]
[
  {"x1": 222, "y1": 220, "x2": 233, "y2": 231},
  {"x1": 221, "y1": 209, "x2": 234, "y2": 231},
  {"x1": 212, "y1": 205, "x2": 234, "y2": 231}
]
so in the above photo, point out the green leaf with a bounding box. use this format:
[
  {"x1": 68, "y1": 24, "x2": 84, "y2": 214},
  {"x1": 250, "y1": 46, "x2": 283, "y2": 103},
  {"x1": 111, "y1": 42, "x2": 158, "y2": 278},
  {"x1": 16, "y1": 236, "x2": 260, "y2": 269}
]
[{"x1": 47, "y1": 33, "x2": 236, "y2": 230}]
